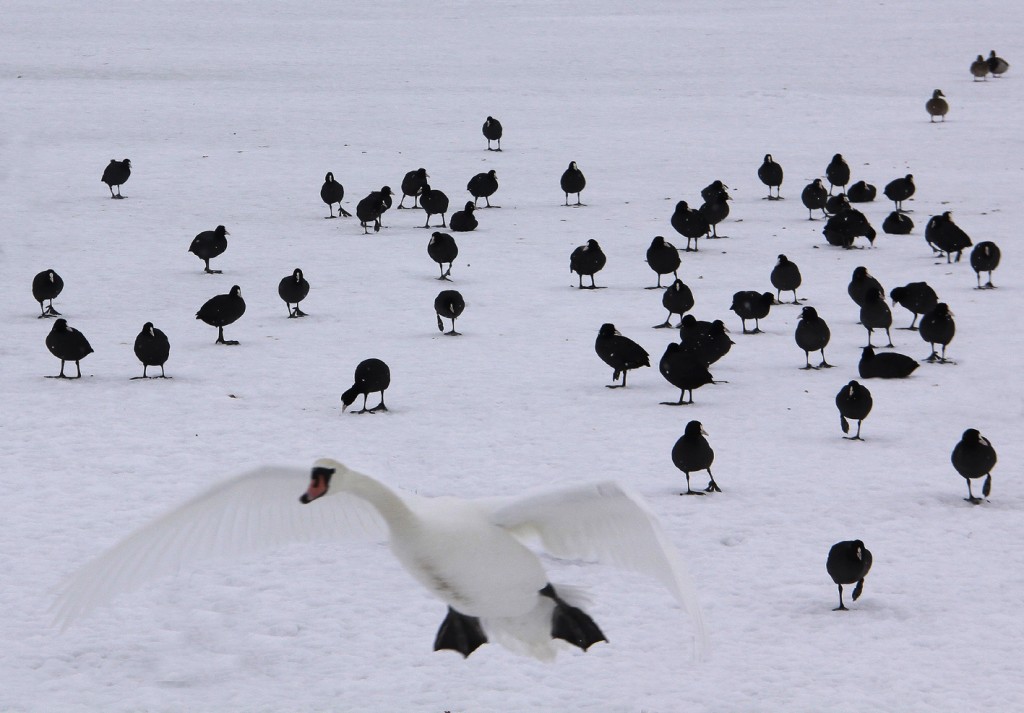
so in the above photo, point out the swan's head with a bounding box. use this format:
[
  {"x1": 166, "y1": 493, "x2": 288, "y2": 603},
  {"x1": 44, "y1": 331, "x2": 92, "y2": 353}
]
[{"x1": 299, "y1": 458, "x2": 348, "y2": 504}]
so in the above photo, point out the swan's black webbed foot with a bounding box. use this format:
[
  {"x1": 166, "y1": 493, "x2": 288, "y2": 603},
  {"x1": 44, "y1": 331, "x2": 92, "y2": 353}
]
[
  {"x1": 434, "y1": 607, "x2": 487, "y2": 657},
  {"x1": 541, "y1": 584, "x2": 606, "y2": 651}
]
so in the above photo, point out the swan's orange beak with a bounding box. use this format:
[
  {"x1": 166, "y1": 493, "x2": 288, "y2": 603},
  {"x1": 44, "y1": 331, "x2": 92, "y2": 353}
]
[{"x1": 299, "y1": 467, "x2": 333, "y2": 504}]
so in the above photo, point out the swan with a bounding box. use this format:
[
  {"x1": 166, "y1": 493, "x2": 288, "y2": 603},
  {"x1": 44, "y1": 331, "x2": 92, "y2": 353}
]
[{"x1": 53, "y1": 459, "x2": 708, "y2": 661}]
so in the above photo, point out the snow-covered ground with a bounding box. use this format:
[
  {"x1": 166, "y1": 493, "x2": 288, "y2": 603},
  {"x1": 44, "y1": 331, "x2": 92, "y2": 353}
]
[{"x1": 2, "y1": 1, "x2": 1022, "y2": 711}]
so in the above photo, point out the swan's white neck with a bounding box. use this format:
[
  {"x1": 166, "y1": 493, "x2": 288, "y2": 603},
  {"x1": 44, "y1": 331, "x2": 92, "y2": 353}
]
[{"x1": 336, "y1": 468, "x2": 413, "y2": 524}]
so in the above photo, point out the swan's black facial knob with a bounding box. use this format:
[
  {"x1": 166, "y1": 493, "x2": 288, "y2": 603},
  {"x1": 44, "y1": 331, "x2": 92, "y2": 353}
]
[{"x1": 300, "y1": 467, "x2": 335, "y2": 504}]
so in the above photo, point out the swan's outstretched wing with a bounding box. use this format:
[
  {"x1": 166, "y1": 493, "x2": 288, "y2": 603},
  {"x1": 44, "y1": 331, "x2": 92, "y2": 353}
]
[
  {"x1": 488, "y1": 481, "x2": 708, "y2": 658},
  {"x1": 52, "y1": 465, "x2": 386, "y2": 629}
]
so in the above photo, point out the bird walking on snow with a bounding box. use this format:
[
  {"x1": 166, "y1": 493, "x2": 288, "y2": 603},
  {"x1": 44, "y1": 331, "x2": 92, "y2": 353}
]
[
  {"x1": 45, "y1": 318, "x2": 93, "y2": 379},
  {"x1": 570, "y1": 239, "x2": 606, "y2": 289},
  {"x1": 671, "y1": 421, "x2": 720, "y2": 494},
  {"x1": 826, "y1": 540, "x2": 872, "y2": 611},
  {"x1": 825, "y1": 154, "x2": 850, "y2": 194},
  {"x1": 952, "y1": 429, "x2": 996, "y2": 503},
  {"x1": 101, "y1": 158, "x2": 131, "y2": 199},
  {"x1": 987, "y1": 51, "x2": 1009, "y2": 76},
  {"x1": 835, "y1": 380, "x2": 872, "y2": 440},
  {"x1": 654, "y1": 279, "x2": 695, "y2": 329},
  {"x1": 595, "y1": 323, "x2": 650, "y2": 388},
  {"x1": 482, "y1": 116, "x2": 503, "y2": 151},
  {"x1": 971, "y1": 54, "x2": 990, "y2": 80},
  {"x1": 341, "y1": 359, "x2": 391, "y2": 413},
  {"x1": 560, "y1": 161, "x2": 586, "y2": 206},
  {"x1": 918, "y1": 303, "x2": 955, "y2": 363},
  {"x1": 795, "y1": 306, "x2": 832, "y2": 369},
  {"x1": 770, "y1": 255, "x2": 802, "y2": 304},
  {"x1": 757, "y1": 154, "x2": 783, "y2": 200},
  {"x1": 428, "y1": 232, "x2": 458, "y2": 281},
  {"x1": 32, "y1": 269, "x2": 64, "y2": 318},
  {"x1": 434, "y1": 290, "x2": 465, "y2": 336},
  {"x1": 926, "y1": 90, "x2": 948, "y2": 122},
  {"x1": 188, "y1": 225, "x2": 229, "y2": 274},
  {"x1": 132, "y1": 322, "x2": 170, "y2": 379},
  {"x1": 970, "y1": 242, "x2": 1000, "y2": 289},
  {"x1": 278, "y1": 268, "x2": 310, "y2": 318},
  {"x1": 645, "y1": 236, "x2": 681, "y2": 289},
  {"x1": 320, "y1": 172, "x2": 351, "y2": 218},
  {"x1": 196, "y1": 285, "x2": 246, "y2": 345}
]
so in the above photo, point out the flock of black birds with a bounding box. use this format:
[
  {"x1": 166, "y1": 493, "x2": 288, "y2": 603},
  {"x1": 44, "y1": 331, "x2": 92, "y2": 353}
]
[{"x1": 45, "y1": 55, "x2": 1009, "y2": 611}]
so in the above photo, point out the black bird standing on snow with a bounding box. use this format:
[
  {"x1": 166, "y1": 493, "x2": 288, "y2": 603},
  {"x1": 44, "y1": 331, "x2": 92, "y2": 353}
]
[
  {"x1": 730, "y1": 291, "x2": 774, "y2": 334},
  {"x1": 356, "y1": 186, "x2": 394, "y2": 233},
  {"x1": 398, "y1": 168, "x2": 428, "y2": 209},
  {"x1": 698, "y1": 189, "x2": 730, "y2": 238},
  {"x1": 826, "y1": 540, "x2": 872, "y2": 611},
  {"x1": 101, "y1": 158, "x2": 131, "y2": 199},
  {"x1": 570, "y1": 239, "x2": 606, "y2": 289},
  {"x1": 341, "y1": 358, "x2": 391, "y2": 413},
  {"x1": 970, "y1": 241, "x2": 1000, "y2": 289},
  {"x1": 926, "y1": 89, "x2": 948, "y2": 122},
  {"x1": 595, "y1": 323, "x2": 650, "y2": 388},
  {"x1": 560, "y1": 161, "x2": 586, "y2": 206},
  {"x1": 952, "y1": 428, "x2": 997, "y2": 503},
  {"x1": 654, "y1": 278, "x2": 695, "y2": 328},
  {"x1": 858, "y1": 346, "x2": 918, "y2": 379},
  {"x1": 697, "y1": 320, "x2": 734, "y2": 366},
  {"x1": 467, "y1": 170, "x2": 499, "y2": 208},
  {"x1": 925, "y1": 212, "x2": 972, "y2": 263},
  {"x1": 132, "y1": 322, "x2": 170, "y2": 379},
  {"x1": 825, "y1": 154, "x2": 850, "y2": 194},
  {"x1": 795, "y1": 306, "x2": 832, "y2": 369},
  {"x1": 278, "y1": 268, "x2": 310, "y2": 318},
  {"x1": 700, "y1": 180, "x2": 729, "y2": 203},
  {"x1": 918, "y1": 303, "x2": 955, "y2": 363},
  {"x1": 846, "y1": 180, "x2": 876, "y2": 203},
  {"x1": 801, "y1": 179, "x2": 828, "y2": 220},
  {"x1": 482, "y1": 116, "x2": 503, "y2": 151},
  {"x1": 428, "y1": 232, "x2": 458, "y2": 281},
  {"x1": 848, "y1": 267, "x2": 883, "y2": 310},
  {"x1": 835, "y1": 380, "x2": 872, "y2": 440},
  {"x1": 320, "y1": 172, "x2": 351, "y2": 218},
  {"x1": 987, "y1": 51, "x2": 1010, "y2": 76},
  {"x1": 659, "y1": 342, "x2": 714, "y2": 405},
  {"x1": 671, "y1": 421, "x2": 720, "y2": 495},
  {"x1": 196, "y1": 285, "x2": 246, "y2": 345},
  {"x1": 825, "y1": 193, "x2": 851, "y2": 216},
  {"x1": 188, "y1": 225, "x2": 229, "y2": 274},
  {"x1": 420, "y1": 184, "x2": 450, "y2": 228},
  {"x1": 32, "y1": 269, "x2": 64, "y2": 318},
  {"x1": 449, "y1": 202, "x2": 478, "y2": 232},
  {"x1": 770, "y1": 255, "x2": 802, "y2": 304},
  {"x1": 859, "y1": 287, "x2": 894, "y2": 348},
  {"x1": 434, "y1": 289, "x2": 465, "y2": 336},
  {"x1": 645, "y1": 236, "x2": 681, "y2": 289},
  {"x1": 882, "y1": 211, "x2": 914, "y2": 235},
  {"x1": 883, "y1": 175, "x2": 915, "y2": 212},
  {"x1": 823, "y1": 209, "x2": 876, "y2": 248},
  {"x1": 757, "y1": 154, "x2": 783, "y2": 200},
  {"x1": 670, "y1": 201, "x2": 710, "y2": 252},
  {"x1": 890, "y1": 282, "x2": 938, "y2": 329},
  {"x1": 45, "y1": 318, "x2": 93, "y2": 379}
]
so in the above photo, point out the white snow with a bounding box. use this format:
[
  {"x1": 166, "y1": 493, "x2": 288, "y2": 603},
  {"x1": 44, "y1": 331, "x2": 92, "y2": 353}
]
[{"x1": 2, "y1": 1, "x2": 1022, "y2": 711}]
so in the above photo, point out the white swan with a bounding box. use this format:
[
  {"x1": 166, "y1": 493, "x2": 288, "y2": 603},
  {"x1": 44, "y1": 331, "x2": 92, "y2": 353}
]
[{"x1": 53, "y1": 458, "x2": 708, "y2": 660}]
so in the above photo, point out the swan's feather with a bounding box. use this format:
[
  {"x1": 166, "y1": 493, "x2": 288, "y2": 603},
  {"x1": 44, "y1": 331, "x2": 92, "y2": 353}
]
[
  {"x1": 52, "y1": 466, "x2": 386, "y2": 629},
  {"x1": 488, "y1": 481, "x2": 709, "y2": 657}
]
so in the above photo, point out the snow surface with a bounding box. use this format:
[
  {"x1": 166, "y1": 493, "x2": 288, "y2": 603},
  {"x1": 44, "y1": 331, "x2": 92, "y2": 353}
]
[{"x1": 2, "y1": 1, "x2": 1023, "y2": 711}]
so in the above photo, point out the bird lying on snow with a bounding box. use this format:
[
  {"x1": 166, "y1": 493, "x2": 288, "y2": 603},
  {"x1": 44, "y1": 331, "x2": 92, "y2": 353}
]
[{"x1": 52, "y1": 458, "x2": 708, "y2": 661}]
